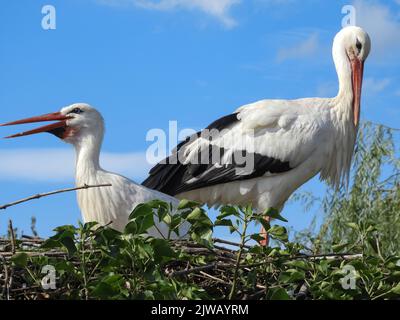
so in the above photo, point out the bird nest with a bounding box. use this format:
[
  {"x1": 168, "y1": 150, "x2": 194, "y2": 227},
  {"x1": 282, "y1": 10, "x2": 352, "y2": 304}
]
[
  {"x1": 0, "y1": 235, "x2": 272, "y2": 300},
  {"x1": 0, "y1": 230, "x2": 364, "y2": 300}
]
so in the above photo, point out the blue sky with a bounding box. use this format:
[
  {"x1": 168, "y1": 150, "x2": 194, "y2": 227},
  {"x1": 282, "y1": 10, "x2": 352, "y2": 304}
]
[{"x1": 0, "y1": 0, "x2": 399, "y2": 239}]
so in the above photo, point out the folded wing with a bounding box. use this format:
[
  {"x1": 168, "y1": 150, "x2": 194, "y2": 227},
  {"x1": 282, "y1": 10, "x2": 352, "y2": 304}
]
[{"x1": 142, "y1": 99, "x2": 329, "y2": 196}]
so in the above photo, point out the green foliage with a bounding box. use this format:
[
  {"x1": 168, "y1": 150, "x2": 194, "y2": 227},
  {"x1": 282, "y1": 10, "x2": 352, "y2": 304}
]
[
  {"x1": 2, "y1": 196, "x2": 400, "y2": 300},
  {"x1": 296, "y1": 123, "x2": 400, "y2": 257}
]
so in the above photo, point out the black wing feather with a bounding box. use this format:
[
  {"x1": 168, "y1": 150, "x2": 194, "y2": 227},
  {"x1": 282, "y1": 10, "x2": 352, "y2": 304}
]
[{"x1": 142, "y1": 113, "x2": 293, "y2": 196}]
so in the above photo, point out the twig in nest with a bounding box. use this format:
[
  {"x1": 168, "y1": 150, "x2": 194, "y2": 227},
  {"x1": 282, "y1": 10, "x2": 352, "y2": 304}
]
[
  {"x1": 8, "y1": 220, "x2": 16, "y2": 254},
  {"x1": 0, "y1": 184, "x2": 112, "y2": 211},
  {"x1": 169, "y1": 263, "x2": 218, "y2": 277},
  {"x1": 213, "y1": 238, "x2": 252, "y2": 249},
  {"x1": 0, "y1": 255, "x2": 9, "y2": 299},
  {"x1": 243, "y1": 289, "x2": 266, "y2": 300},
  {"x1": 199, "y1": 271, "x2": 231, "y2": 286}
]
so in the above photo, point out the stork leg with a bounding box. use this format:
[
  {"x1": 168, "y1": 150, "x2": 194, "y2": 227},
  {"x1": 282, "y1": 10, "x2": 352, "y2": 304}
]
[{"x1": 259, "y1": 216, "x2": 271, "y2": 247}]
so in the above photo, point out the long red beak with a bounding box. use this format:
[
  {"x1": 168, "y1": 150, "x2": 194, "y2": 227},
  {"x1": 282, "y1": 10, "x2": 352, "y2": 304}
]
[
  {"x1": 351, "y1": 58, "x2": 364, "y2": 127},
  {"x1": 0, "y1": 112, "x2": 71, "y2": 139}
]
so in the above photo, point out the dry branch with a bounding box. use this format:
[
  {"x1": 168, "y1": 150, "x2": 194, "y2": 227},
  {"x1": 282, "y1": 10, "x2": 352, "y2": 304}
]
[{"x1": 0, "y1": 184, "x2": 112, "y2": 211}]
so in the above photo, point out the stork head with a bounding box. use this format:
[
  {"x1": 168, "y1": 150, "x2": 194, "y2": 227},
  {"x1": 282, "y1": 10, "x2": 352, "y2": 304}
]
[
  {"x1": 0, "y1": 103, "x2": 105, "y2": 145},
  {"x1": 333, "y1": 26, "x2": 371, "y2": 127}
]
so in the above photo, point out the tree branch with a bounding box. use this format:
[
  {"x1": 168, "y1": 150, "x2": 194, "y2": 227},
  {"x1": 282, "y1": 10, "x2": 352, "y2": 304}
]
[{"x1": 0, "y1": 184, "x2": 112, "y2": 211}]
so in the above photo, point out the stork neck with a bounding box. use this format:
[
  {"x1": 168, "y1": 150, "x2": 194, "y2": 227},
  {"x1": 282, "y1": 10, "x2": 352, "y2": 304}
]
[
  {"x1": 74, "y1": 133, "x2": 103, "y2": 179},
  {"x1": 333, "y1": 47, "x2": 353, "y2": 104}
]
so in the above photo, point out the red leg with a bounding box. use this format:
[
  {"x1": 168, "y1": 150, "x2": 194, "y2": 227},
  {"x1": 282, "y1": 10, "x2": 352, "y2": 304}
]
[{"x1": 259, "y1": 216, "x2": 270, "y2": 247}]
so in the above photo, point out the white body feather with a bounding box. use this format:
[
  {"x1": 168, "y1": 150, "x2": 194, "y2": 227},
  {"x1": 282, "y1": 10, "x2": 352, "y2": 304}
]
[
  {"x1": 178, "y1": 96, "x2": 356, "y2": 211},
  {"x1": 62, "y1": 106, "x2": 189, "y2": 238}
]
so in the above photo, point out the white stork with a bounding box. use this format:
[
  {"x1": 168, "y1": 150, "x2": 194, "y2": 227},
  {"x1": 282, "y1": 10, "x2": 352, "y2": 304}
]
[
  {"x1": 142, "y1": 26, "x2": 371, "y2": 245},
  {"x1": 1, "y1": 104, "x2": 188, "y2": 238}
]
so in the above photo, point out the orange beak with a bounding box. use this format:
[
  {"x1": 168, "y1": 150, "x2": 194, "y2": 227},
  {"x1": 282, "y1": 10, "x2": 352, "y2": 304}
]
[
  {"x1": 0, "y1": 112, "x2": 71, "y2": 139},
  {"x1": 351, "y1": 58, "x2": 364, "y2": 127}
]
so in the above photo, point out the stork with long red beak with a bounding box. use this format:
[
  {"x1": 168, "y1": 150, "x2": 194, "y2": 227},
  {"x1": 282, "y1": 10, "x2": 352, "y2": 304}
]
[
  {"x1": 1, "y1": 104, "x2": 189, "y2": 238},
  {"x1": 142, "y1": 26, "x2": 371, "y2": 245}
]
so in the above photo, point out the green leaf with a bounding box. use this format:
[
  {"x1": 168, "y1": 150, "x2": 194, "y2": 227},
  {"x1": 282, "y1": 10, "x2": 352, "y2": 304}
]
[
  {"x1": 191, "y1": 228, "x2": 213, "y2": 247},
  {"x1": 346, "y1": 222, "x2": 359, "y2": 231},
  {"x1": 268, "y1": 225, "x2": 288, "y2": 242},
  {"x1": 163, "y1": 214, "x2": 172, "y2": 225},
  {"x1": 279, "y1": 269, "x2": 305, "y2": 283},
  {"x1": 269, "y1": 287, "x2": 290, "y2": 300},
  {"x1": 250, "y1": 234, "x2": 265, "y2": 242},
  {"x1": 169, "y1": 215, "x2": 182, "y2": 236},
  {"x1": 53, "y1": 225, "x2": 77, "y2": 234},
  {"x1": 214, "y1": 219, "x2": 233, "y2": 227},
  {"x1": 186, "y1": 207, "x2": 203, "y2": 221},
  {"x1": 11, "y1": 252, "x2": 28, "y2": 267},
  {"x1": 390, "y1": 283, "x2": 400, "y2": 295},
  {"x1": 263, "y1": 208, "x2": 288, "y2": 222},
  {"x1": 124, "y1": 220, "x2": 138, "y2": 235},
  {"x1": 229, "y1": 225, "x2": 238, "y2": 234},
  {"x1": 41, "y1": 238, "x2": 62, "y2": 249},
  {"x1": 129, "y1": 203, "x2": 153, "y2": 220},
  {"x1": 284, "y1": 260, "x2": 311, "y2": 270},
  {"x1": 147, "y1": 199, "x2": 170, "y2": 210},
  {"x1": 177, "y1": 199, "x2": 201, "y2": 210},
  {"x1": 60, "y1": 236, "x2": 77, "y2": 257},
  {"x1": 82, "y1": 221, "x2": 98, "y2": 233},
  {"x1": 218, "y1": 206, "x2": 239, "y2": 219},
  {"x1": 152, "y1": 239, "x2": 176, "y2": 261},
  {"x1": 136, "y1": 213, "x2": 155, "y2": 234},
  {"x1": 92, "y1": 281, "x2": 120, "y2": 299},
  {"x1": 332, "y1": 243, "x2": 349, "y2": 253},
  {"x1": 254, "y1": 216, "x2": 270, "y2": 231}
]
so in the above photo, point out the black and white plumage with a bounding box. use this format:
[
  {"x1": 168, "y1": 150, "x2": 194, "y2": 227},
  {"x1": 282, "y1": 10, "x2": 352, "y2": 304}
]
[{"x1": 143, "y1": 26, "x2": 371, "y2": 215}]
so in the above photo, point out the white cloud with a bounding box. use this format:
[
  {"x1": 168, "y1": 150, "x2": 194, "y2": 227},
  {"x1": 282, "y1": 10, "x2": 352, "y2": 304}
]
[
  {"x1": 353, "y1": 0, "x2": 400, "y2": 61},
  {"x1": 254, "y1": 0, "x2": 296, "y2": 5},
  {"x1": 97, "y1": 0, "x2": 240, "y2": 28},
  {"x1": 0, "y1": 149, "x2": 151, "y2": 182},
  {"x1": 363, "y1": 77, "x2": 391, "y2": 94},
  {"x1": 276, "y1": 33, "x2": 319, "y2": 62}
]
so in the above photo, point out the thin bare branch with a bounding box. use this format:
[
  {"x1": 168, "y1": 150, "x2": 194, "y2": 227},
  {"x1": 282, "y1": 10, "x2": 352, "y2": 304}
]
[
  {"x1": 0, "y1": 184, "x2": 112, "y2": 211},
  {"x1": 213, "y1": 238, "x2": 252, "y2": 249}
]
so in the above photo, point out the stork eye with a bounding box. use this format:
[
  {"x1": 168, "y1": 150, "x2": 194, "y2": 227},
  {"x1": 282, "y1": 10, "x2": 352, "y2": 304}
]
[
  {"x1": 70, "y1": 108, "x2": 83, "y2": 114},
  {"x1": 356, "y1": 40, "x2": 362, "y2": 52}
]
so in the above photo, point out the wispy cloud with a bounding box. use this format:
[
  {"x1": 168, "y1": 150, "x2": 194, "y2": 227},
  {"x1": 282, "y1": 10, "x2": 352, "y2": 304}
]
[
  {"x1": 254, "y1": 0, "x2": 296, "y2": 6},
  {"x1": 353, "y1": 0, "x2": 400, "y2": 61},
  {"x1": 363, "y1": 77, "x2": 391, "y2": 94},
  {"x1": 276, "y1": 33, "x2": 319, "y2": 62},
  {"x1": 96, "y1": 0, "x2": 241, "y2": 28},
  {"x1": 0, "y1": 149, "x2": 151, "y2": 182}
]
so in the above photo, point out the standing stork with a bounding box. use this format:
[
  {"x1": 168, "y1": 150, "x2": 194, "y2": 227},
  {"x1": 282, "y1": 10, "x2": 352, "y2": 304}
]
[
  {"x1": 1, "y1": 104, "x2": 189, "y2": 238},
  {"x1": 142, "y1": 26, "x2": 371, "y2": 245}
]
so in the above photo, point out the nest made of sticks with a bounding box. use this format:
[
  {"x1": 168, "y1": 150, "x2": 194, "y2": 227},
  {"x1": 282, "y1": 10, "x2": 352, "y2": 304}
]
[{"x1": 0, "y1": 234, "x2": 265, "y2": 300}]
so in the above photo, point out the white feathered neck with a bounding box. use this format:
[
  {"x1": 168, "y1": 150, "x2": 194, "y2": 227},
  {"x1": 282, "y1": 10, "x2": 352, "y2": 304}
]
[{"x1": 321, "y1": 30, "x2": 358, "y2": 188}]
